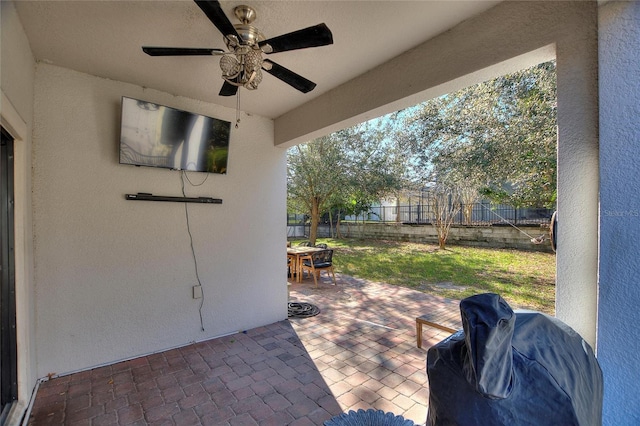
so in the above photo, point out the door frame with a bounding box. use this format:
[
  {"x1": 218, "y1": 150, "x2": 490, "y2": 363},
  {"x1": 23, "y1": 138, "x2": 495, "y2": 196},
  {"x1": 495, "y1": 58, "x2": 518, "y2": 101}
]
[{"x1": 0, "y1": 127, "x2": 18, "y2": 420}]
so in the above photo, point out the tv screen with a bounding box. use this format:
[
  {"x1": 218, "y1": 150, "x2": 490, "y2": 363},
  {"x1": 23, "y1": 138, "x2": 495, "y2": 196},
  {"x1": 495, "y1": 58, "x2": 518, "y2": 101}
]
[{"x1": 119, "y1": 97, "x2": 231, "y2": 174}]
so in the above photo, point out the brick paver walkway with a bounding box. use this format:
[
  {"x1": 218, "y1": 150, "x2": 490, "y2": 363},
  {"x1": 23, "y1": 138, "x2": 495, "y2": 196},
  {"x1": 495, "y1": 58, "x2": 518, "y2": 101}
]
[{"x1": 28, "y1": 274, "x2": 460, "y2": 425}]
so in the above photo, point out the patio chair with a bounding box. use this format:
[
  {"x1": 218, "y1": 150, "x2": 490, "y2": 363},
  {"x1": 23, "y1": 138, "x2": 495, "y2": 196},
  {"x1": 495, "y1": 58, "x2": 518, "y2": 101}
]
[
  {"x1": 300, "y1": 249, "x2": 336, "y2": 287},
  {"x1": 287, "y1": 253, "x2": 297, "y2": 278}
]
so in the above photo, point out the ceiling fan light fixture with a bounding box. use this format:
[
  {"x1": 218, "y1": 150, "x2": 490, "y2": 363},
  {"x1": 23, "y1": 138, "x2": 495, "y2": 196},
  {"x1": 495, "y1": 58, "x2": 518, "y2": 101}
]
[
  {"x1": 220, "y1": 48, "x2": 263, "y2": 90},
  {"x1": 247, "y1": 68, "x2": 262, "y2": 90},
  {"x1": 244, "y1": 49, "x2": 263, "y2": 71},
  {"x1": 220, "y1": 55, "x2": 240, "y2": 77}
]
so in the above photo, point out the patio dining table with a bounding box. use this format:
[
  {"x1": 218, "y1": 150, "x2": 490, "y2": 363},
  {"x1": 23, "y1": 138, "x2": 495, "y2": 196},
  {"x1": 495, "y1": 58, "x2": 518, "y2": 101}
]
[{"x1": 287, "y1": 246, "x2": 324, "y2": 282}]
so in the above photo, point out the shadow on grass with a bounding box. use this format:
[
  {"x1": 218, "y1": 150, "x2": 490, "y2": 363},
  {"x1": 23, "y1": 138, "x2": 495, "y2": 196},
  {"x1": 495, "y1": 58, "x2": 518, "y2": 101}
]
[{"x1": 318, "y1": 238, "x2": 555, "y2": 315}]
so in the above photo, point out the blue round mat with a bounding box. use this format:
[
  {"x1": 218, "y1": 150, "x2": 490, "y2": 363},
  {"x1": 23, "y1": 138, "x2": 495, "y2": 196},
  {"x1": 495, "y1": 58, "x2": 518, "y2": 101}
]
[{"x1": 324, "y1": 409, "x2": 414, "y2": 426}]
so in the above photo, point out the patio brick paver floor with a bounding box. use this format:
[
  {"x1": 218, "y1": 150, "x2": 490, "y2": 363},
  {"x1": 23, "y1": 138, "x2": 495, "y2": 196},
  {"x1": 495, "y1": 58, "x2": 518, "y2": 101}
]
[{"x1": 27, "y1": 274, "x2": 460, "y2": 425}]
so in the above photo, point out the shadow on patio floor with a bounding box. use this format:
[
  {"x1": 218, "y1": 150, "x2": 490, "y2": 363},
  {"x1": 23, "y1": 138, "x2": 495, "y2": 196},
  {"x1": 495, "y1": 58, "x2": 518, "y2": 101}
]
[{"x1": 28, "y1": 274, "x2": 460, "y2": 425}]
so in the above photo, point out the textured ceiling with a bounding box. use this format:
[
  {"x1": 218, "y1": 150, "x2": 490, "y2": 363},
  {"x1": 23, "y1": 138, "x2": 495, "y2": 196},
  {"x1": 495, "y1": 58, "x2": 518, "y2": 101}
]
[{"x1": 14, "y1": 0, "x2": 501, "y2": 119}]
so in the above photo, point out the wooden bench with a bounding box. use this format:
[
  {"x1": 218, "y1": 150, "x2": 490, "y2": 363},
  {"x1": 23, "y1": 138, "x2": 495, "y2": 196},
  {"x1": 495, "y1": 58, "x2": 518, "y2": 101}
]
[{"x1": 416, "y1": 312, "x2": 461, "y2": 348}]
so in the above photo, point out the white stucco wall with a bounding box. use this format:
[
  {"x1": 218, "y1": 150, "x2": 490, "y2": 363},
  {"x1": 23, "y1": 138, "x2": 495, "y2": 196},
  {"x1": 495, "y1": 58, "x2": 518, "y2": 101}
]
[
  {"x1": 597, "y1": 2, "x2": 640, "y2": 424},
  {"x1": 1, "y1": 1, "x2": 38, "y2": 420},
  {"x1": 31, "y1": 64, "x2": 287, "y2": 377}
]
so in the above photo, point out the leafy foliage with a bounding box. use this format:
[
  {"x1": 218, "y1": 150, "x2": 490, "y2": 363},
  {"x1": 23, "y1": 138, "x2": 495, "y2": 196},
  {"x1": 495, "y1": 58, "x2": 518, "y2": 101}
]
[
  {"x1": 288, "y1": 61, "x2": 557, "y2": 244},
  {"x1": 287, "y1": 133, "x2": 348, "y2": 243},
  {"x1": 402, "y1": 61, "x2": 557, "y2": 208},
  {"x1": 287, "y1": 123, "x2": 406, "y2": 243}
]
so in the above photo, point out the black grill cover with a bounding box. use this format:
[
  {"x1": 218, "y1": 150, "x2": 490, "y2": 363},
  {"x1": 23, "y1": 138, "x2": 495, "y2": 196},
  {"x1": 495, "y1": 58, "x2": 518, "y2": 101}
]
[{"x1": 426, "y1": 293, "x2": 603, "y2": 426}]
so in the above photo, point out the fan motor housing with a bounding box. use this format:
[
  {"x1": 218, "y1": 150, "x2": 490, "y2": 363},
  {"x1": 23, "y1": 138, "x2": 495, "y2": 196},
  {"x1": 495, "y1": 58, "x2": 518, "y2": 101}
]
[{"x1": 232, "y1": 24, "x2": 265, "y2": 47}]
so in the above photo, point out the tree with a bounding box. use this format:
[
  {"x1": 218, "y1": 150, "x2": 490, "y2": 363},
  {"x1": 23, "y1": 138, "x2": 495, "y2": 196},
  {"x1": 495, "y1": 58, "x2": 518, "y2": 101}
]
[
  {"x1": 402, "y1": 61, "x2": 557, "y2": 208},
  {"x1": 432, "y1": 181, "x2": 462, "y2": 249},
  {"x1": 459, "y1": 182, "x2": 481, "y2": 225},
  {"x1": 341, "y1": 122, "x2": 407, "y2": 236},
  {"x1": 287, "y1": 122, "x2": 406, "y2": 244},
  {"x1": 287, "y1": 133, "x2": 348, "y2": 244}
]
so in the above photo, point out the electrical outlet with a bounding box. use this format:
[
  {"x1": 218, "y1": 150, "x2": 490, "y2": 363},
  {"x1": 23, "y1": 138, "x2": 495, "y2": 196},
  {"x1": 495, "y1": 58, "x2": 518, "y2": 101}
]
[{"x1": 192, "y1": 285, "x2": 202, "y2": 299}]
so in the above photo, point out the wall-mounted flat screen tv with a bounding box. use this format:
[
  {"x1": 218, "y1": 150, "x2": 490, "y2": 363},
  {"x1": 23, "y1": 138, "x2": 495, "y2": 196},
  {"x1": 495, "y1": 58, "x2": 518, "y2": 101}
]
[{"x1": 119, "y1": 97, "x2": 231, "y2": 174}]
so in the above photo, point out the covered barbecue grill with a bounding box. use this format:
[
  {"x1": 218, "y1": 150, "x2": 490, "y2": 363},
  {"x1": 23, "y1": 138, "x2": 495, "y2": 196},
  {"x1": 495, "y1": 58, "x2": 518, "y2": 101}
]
[{"x1": 426, "y1": 293, "x2": 603, "y2": 425}]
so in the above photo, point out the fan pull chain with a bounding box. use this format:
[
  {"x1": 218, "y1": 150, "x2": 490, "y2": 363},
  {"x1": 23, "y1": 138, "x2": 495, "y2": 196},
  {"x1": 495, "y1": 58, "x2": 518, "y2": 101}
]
[{"x1": 235, "y1": 90, "x2": 241, "y2": 128}]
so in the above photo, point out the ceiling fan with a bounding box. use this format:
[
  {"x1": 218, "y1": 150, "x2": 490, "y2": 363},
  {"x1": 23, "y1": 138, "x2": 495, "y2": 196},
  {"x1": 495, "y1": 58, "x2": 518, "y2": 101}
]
[{"x1": 142, "y1": 0, "x2": 334, "y2": 98}]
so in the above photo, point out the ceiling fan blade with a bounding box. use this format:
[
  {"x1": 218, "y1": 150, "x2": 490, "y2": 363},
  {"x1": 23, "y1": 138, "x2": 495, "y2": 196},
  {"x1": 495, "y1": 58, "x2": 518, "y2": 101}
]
[
  {"x1": 259, "y1": 23, "x2": 333, "y2": 54},
  {"x1": 194, "y1": 0, "x2": 241, "y2": 41},
  {"x1": 262, "y1": 59, "x2": 316, "y2": 93},
  {"x1": 142, "y1": 47, "x2": 224, "y2": 56},
  {"x1": 219, "y1": 81, "x2": 238, "y2": 97}
]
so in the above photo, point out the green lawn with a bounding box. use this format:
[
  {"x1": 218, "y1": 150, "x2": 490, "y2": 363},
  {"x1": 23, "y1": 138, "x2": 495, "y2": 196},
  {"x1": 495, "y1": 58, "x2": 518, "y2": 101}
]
[{"x1": 313, "y1": 238, "x2": 556, "y2": 315}]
